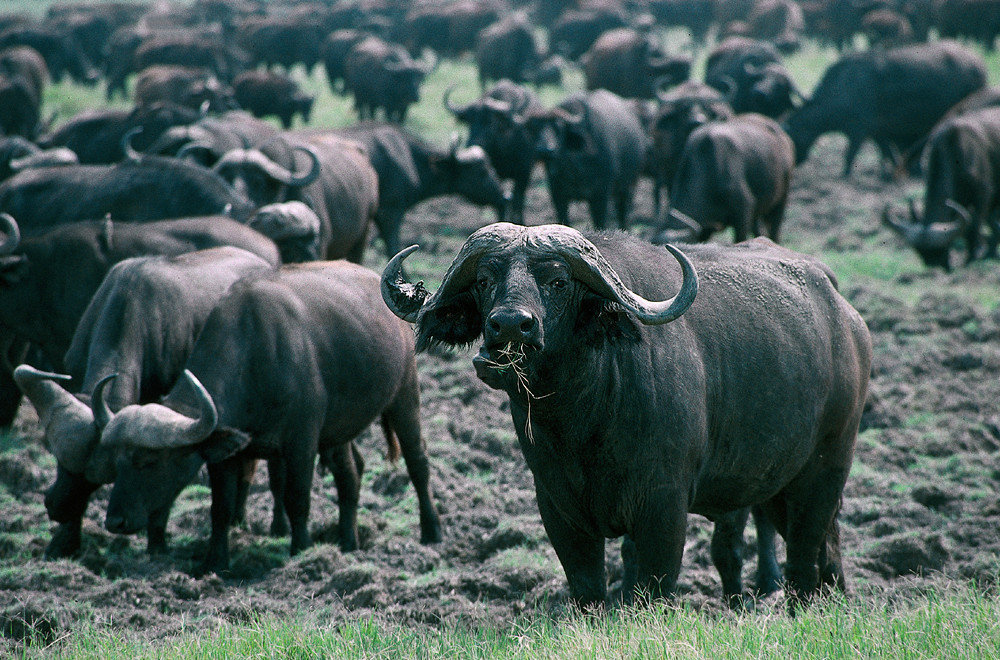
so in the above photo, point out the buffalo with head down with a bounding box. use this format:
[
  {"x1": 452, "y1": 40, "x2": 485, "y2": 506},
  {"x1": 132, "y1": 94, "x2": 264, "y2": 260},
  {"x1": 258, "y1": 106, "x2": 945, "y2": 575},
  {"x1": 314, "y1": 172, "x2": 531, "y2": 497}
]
[
  {"x1": 658, "y1": 113, "x2": 795, "y2": 244},
  {"x1": 581, "y1": 27, "x2": 691, "y2": 100},
  {"x1": 525, "y1": 90, "x2": 648, "y2": 230},
  {"x1": 883, "y1": 106, "x2": 1000, "y2": 270},
  {"x1": 323, "y1": 123, "x2": 509, "y2": 259},
  {"x1": 647, "y1": 81, "x2": 734, "y2": 218},
  {"x1": 445, "y1": 80, "x2": 543, "y2": 225},
  {"x1": 344, "y1": 36, "x2": 428, "y2": 123},
  {"x1": 98, "y1": 261, "x2": 442, "y2": 576},
  {"x1": 14, "y1": 246, "x2": 276, "y2": 559},
  {"x1": 383, "y1": 224, "x2": 871, "y2": 608},
  {"x1": 0, "y1": 213, "x2": 280, "y2": 430},
  {"x1": 784, "y1": 40, "x2": 987, "y2": 177}
]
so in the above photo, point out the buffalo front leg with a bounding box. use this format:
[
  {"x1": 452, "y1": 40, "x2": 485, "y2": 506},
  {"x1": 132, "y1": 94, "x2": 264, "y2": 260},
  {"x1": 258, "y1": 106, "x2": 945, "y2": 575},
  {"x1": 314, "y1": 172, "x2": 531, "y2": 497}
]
[
  {"x1": 199, "y1": 460, "x2": 241, "y2": 576},
  {"x1": 536, "y1": 487, "x2": 606, "y2": 610},
  {"x1": 628, "y1": 496, "x2": 687, "y2": 604},
  {"x1": 384, "y1": 389, "x2": 442, "y2": 544}
]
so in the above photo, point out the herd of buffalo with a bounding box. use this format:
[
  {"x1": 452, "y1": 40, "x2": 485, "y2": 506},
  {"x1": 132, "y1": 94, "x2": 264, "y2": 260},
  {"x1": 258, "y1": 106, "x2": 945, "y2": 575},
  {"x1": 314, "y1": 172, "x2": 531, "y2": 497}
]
[{"x1": 0, "y1": 0, "x2": 998, "y2": 611}]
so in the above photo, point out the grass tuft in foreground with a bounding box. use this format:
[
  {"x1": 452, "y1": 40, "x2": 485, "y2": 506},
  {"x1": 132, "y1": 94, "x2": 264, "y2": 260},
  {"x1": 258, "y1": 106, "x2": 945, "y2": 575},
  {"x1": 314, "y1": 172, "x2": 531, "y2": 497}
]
[{"x1": 15, "y1": 581, "x2": 1000, "y2": 659}]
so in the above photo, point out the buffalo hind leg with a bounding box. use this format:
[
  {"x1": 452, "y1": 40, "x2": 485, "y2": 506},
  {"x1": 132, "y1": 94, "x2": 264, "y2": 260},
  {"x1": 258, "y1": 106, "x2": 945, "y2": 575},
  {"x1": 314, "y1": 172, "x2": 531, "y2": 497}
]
[
  {"x1": 783, "y1": 472, "x2": 849, "y2": 609},
  {"x1": 383, "y1": 378, "x2": 442, "y2": 544},
  {"x1": 710, "y1": 508, "x2": 750, "y2": 606},
  {"x1": 536, "y1": 488, "x2": 607, "y2": 610},
  {"x1": 753, "y1": 505, "x2": 783, "y2": 598},
  {"x1": 327, "y1": 441, "x2": 361, "y2": 552}
]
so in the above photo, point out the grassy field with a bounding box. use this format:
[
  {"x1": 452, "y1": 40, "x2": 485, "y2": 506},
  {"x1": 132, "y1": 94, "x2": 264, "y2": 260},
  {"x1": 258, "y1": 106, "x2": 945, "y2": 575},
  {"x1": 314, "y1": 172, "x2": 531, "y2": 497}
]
[{"x1": 6, "y1": 1, "x2": 1000, "y2": 657}]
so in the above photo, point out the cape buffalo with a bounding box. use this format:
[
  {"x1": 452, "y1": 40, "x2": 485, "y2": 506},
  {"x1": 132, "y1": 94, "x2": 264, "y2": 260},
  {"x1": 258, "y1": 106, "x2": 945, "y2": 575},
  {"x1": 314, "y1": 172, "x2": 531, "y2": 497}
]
[
  {"x1": 704, "y1": 37, "x2": 800, "y2": 120},
  {"x1": 344, "y1": 36, "x2": 428, "y2": 123},
  {"x1": 0, "y1": 155, "x2": 257, "y2": 233},
  {"x1": 883, "y1": 106, "x2": 1000, "y2": 270},
  {"x1": 445, "y1": 80, "x2": 544, "y2": 225},
  {"x1": 783, "y1": 40, "x2": 987, "y2": 177},
  {"x1": 14, "y1": 247, "x2": 276, "y2": 559},
  {"x1": 526, "y1": 90, "x2": 648, "y2": 230},
  {"x1": 581, "y1": 28, "x2": 691, "y2": 100},
  {"x1": 382, "y1": 224, "x2": 871, "y2": 608},
  {"x1": 659, "y1": 113, "x2": 795, "y2": 244},
  {"x1": 232, "y1": 70, "x2": 314, "y2": 129},
  {"x1": 99, "y1": 261, "x2": 442, "y2": 576},
  {"x1": 322, "y1": 123, "x2": 509, "y2": 258},
  {"x1": 648, "y1": 81, "x2": 735, "y2": 217},
  {"x1": 212, "y1": 134, "x2": 379, "y2": 263},
  {"x1": 0, "y1": 214, "x2": 280, "y2": 428}
]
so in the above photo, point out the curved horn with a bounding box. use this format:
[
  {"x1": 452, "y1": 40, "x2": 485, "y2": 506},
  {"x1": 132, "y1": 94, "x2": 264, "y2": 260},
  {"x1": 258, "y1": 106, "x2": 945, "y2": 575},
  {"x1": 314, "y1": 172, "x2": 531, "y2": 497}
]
[
  {"x1": 945, "y1": 199, "x2": 972, "y2": 232},
  {"x1": 715, "y1": 74, "x2": 738, "y2": 105},
  {"x1": 121, "y1": 126, "x2": 143, "y2": 161},
  {"x1": 381, "y1": 245, "x2": 431, "y2": 323},
  {"x1": 545, "y1": 230, "x2": 698, "y2": 325},
  {"x1": 0, "y1": 213, "x2": 21, "y2": 255},
  {"x1": 176, "y1": 140, "x2": 215, "y2": 162},
  {"x1": 669, "y1": 208, "x2": 703, "y2": 235},
  {"x1": 213, "y1": 145, "x2": 320, "y2": 187},
  {"x1": 98, "y1": 370, "x2": 218, "y2": 450},
  {"x1": 91, "y1": 373, "x2": 117, "y2": 431},
  {"x1": 145, "y1": 125, "x2": 214, "y2": 156},
  {"x1": 13, "y1": 365, "x2": 96, "y2": 474},
  {"x1": 443, "y1": 84, "x2": 469, "y2": 115}
]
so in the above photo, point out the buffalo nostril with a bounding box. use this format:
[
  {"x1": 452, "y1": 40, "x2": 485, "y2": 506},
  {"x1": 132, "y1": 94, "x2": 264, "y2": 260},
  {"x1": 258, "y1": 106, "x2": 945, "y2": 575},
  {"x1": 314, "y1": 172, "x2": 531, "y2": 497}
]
[{"x1": 487, "y1": 308, "x2": 537, "y2": 343}]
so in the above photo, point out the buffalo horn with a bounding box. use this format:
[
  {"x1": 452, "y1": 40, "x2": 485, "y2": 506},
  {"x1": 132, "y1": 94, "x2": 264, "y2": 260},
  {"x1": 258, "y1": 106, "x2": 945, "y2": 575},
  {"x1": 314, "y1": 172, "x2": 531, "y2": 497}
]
[
  {"x1": 0, "y1": 213, "x2": 20, "y2": 255},
  {"x1": 443, "y1": 85, "x2": 469, "y2": 115},
  {"x1": 97, "y1": 370, "x2": 218, "y2": 449},
  {"x1": 381, "y1": 245, "x2": 431, "y2": 323},
  {"x1": 213, "y1": 146, "x2": 320, "y2": 187},
  {"x1": 669, "y1": 208, "x2": 703, "y2": 234},
  {"x1": 383, "y1": 223, "x2": 698, "y2": 327},
  {"x1": 121, "y1": 126, "x2": 143, "y2": 161},
  {"x1": 13, "y1": 365, "x2": 97, "y2": 474}
]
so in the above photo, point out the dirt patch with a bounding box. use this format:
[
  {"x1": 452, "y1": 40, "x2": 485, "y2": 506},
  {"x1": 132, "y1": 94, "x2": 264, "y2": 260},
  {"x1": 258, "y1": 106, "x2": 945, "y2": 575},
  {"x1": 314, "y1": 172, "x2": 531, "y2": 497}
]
[{"x1": 2, "y1": 136, "x2": 1000, "y2": 652}]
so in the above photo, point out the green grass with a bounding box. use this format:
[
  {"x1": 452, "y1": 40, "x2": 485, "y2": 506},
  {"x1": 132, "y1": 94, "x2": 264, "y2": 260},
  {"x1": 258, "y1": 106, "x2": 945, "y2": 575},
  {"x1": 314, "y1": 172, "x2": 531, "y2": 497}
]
[{"x1": 14, "y1": 583, "x2": 1000, "y2": 659}]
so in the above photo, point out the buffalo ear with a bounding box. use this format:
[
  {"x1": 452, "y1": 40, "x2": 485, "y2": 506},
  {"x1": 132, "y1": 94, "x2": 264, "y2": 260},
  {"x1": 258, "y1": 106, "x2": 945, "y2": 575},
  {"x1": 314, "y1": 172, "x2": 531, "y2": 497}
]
[
  {"x1": 198, "y1": 427, "x2": 252, "y2": 465},
  {"x1": 575, "y1": 294, "x2": 642, "y2": 346},
  {"x1": 415, "y1": 292, "x2": 482, "y2": 351}
]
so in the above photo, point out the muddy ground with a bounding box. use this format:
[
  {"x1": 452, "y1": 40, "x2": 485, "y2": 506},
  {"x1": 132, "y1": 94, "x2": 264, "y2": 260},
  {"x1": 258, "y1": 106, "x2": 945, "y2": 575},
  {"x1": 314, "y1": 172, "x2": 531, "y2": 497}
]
[{"x1": 2, "y1": 135, "x2": 1000, "y2": 653}]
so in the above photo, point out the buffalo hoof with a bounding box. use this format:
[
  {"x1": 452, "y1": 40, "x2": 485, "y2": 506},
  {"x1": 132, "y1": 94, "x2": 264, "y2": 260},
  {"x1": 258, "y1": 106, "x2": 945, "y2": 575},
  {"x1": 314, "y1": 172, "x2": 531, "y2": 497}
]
[
  {"x1": 44, "y1": 523, "x2": 82, "y2": 559},
  {"x1": 269, "y1": 515, "x2": 290, "y2": 538}
]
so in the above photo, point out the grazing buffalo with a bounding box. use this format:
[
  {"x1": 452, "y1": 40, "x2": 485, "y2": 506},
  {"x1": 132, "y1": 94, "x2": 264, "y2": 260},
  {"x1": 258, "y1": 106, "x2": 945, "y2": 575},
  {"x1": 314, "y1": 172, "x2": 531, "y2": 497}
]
[
  {"x1": 233, "y1": 70, "x2": 314, "y2": 129},
  {"x1": 525, "y1": 90, "x2": 648, "y2": 229},
  {"x1": 883, "y1": 107, "x2": 1000, "y2": 270},
  {"x1": 324, "y1": 123, "x2": 509, "y2": 258},
  {"x1": 784, "y1": 40, "x2": 987, "y2": 177},
  {"x1": 99, "y1": 261, "x2": 443, "y2": 576},
  {"x1": 0, "y1": 214, "x2": 280, "y2": 428},
  {"x1": 0, "y1": 24, "x2": 99, "y2": 85},
  {"x1": 382, "y1": 224, "x2": 872, "y2": 608},
  {"x1": 133, "y1": 64, "x2": 238, "y2": 112},
  {"x1": 0, "y1": 45, "x2": 49, "y2": 100},
  {"x1": 0, "y1": 155, "x2": 256, "y2": 233},
  {"x1": 15, "y1": 247, "x2": 275, "y2": 559},
  {"x1": 344, "y1": 36, "x2": 428, "y2": 123},
  {"x1": 648, "y1": 81, "x2": 734, "y2": 217},
  {"x1": 582, "y1": 28, "x2": 691, "y2": 100},
  {"x1": 659, "y1": 113, "x2": 795, "y2": 244},
  {"x1": 549, "y1": 7, "x2": 628, "y2": 60},
  {"x1": 445, "y1": 80, "x2": 544, "y2": 225}
]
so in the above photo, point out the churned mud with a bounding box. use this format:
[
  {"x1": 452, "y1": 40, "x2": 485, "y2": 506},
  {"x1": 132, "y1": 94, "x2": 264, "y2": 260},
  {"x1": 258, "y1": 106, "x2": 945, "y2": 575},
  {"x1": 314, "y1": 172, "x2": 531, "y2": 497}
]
[{"x1": 2, "y1": 137, "x2": 1000, "y2": 652}]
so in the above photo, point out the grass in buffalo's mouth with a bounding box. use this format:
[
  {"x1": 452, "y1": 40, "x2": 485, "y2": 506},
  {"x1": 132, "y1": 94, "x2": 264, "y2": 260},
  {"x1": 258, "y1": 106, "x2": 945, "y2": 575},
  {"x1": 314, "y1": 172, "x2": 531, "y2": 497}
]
[{"x1": 481, "y1": 342, "x2": 550, "y2": 442}]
